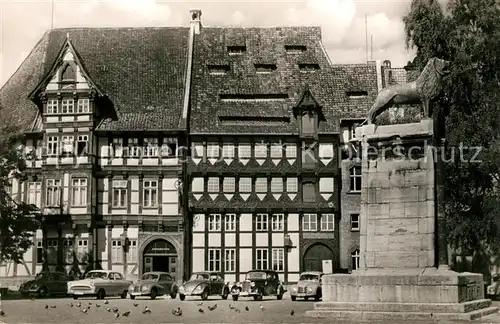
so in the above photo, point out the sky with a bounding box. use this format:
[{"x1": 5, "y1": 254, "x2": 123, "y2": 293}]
[{"x1": 0, "y1": 0, "x2": 423, "y2": 88}]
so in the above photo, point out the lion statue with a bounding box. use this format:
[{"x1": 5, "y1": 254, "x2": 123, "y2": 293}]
[{"x1": 366, "y1": 57, "x2": 451, "y2": 124}]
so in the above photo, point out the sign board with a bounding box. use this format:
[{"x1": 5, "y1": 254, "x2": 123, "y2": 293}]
[{"x1": 322, "y1": 260, "x2": 333, "y2": 274}]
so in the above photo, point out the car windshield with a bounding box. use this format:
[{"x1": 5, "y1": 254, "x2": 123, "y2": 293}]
[
  {"x1": 85, "y1": 271, "x2": 108, "y2": 279},
  {"x1": 190, "y1": 273, "x2": 209, "y2": 280},
  {"x1": 300, "y1": 274, "x2": 320, "y2": 281},
  {"x1": 246, "y1": 271, "x2": 266, "y2": 280},
  {"x1": 35, "y1": 273, "x2": 47, "y2": 280},
  {"x1": 142, "y1": 273, "x2": 159, "y2": 280}
]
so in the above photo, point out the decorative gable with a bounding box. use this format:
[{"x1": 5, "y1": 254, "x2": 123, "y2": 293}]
[{"x1": 293, "y1": 85, "x2": 325, "y2": 137}]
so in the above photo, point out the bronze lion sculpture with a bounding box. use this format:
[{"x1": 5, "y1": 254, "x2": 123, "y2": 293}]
[{"x1": 366, "y1": 57, "x2": 450, "y2": 124}]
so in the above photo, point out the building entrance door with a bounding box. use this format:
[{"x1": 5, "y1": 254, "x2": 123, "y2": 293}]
[
  {"x1": 143, "y1": 239, "x2": 177, "y2": 280},
  {"x1": 303, "y1": 244, "x2": 334, "y2": 272}
]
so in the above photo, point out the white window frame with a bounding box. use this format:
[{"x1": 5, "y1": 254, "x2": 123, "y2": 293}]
[
  {"x1": 207, "y1": 143, "x2": 220, "y2": 159},
  {"x1": 351, "y1": 214, "x2": 360, "y2": 231},
  {"x1": 46, "y1": 179, "x2": 61, "y2": 206},
  {"x1": 286, "y1": 178, "x2": 298, "y2": 193},
  {"x1": 254, "y1": 142, "x2": 267, "y2": 159},
  {"x1": 238, "y1": 144, "x2": 251, "y2": 159},
  {"x1": 208, "y1": 214, "x2": 221, "y2": 231},
  {"x1": 223, "y1": 177, "x2": 235, "y2": 193},
  {"x1": 112, "y1": 180, "x2": 127, "y2": 208},
  {"x1": 302, "y1": 213, "x2": 317, "y2": 231},
  {"x1": 256, "y1": 249, "x2": 268, "y2": 270},
  {"x1": 76, "y1": 239, "x2": 89, "y2": 263},
  {"x1": 272, "y1": 214, "x2": 284, "y2": 231},
  {"x1": 238, "y1": 177, "x2": 252, "y2": 193},
  {"x1": 193, "y1": 143, "x2": 204, "y2": 158},
  {"x1": 350, "y1": 166, "x2": 362, "y2": 192},
  {"x1": 285, "y1": 143, "x2": 297, "y2": 158},
  {"x1": 27, "y1": 182, "x2": 42, "y2": 207},
  {"x1": 319, "y1": 143, "x2": 335, "y2": 159},
  {"x1": 207, "y1": 177, "x2": 219, "y2": 193},
  {"x1": 351, "y1": 249, "x2": 360, "y2": 270},
  {"x1": 61, "y1": 98, "x2": 74, "y2": 114},
  {"x1": 127, "y1": 240, "x2": 138, "y2": 263},
  {"x1": 128, "y1": 138, "x2": 140, "y2": 157},
  {"x1": 319, "y1": 177, "x2": 335, "y2": 194},
  {"x1": 208, "y1": 249, "x2": 221, "y2": 272},
  {"x1": 321, "y1": 214, "x2": 335, "y2": 231},
  {"x1": 161, "y1": 137, "x2": 178, "y2": 157},
  {"x1": 71, "y1": 178, "x2": 87, "y2": 206},
  {"x1": 143, "y1": 137, "x2": 158, "y2": 157},
  {"x1": 143, "y1": 180, "x2": 158, "y2": 208},
  {"x1": 272, "y1": 248, "x2": 284, "y2": 271},
  {"x1": 61, "y1": 135, "x2": 74, "y2": 154},
  {"x1": 112, "y1": 138, "x2": 123, "y2": 158},
  {"x1": 191, "y1": 177, "x2": 204, "y2": 193},
  {"x1": 225, "y1": 214, "x2": 236, "y2": 231},
  {"x1": 271, "y1": 178, "x2": 283, "y2": 193},
  {"x1": 76, "y1": 135, "x2": 88, "y2": 155},
  {"x1": 47, "y1": 136, "x2": 59, "y2": 156},
  {"x1": 225, "y1": 249, "x2": 236, "y2": 272},
  {"x1": 77, "y1": 98, "x2": 90, "y2": 113},
  {"x1": 111, "y1": 240, "x2": 123, "y2": 263},
  {"x1": 255, "y1": 178, "x2": 267, "y2": 193},
  {"x1": 256, "y1": 213, "x2": 268, "y2": 231},
  {"x1": 47, "y1": 239, "x2": 58, "y2": 264},
  {"x1": 62, "y1": 238, "x2": 74, "y2": 264},
  {"x1": 270, "y1": 142, "x2": 283, "y2": 158},
  {"x1": 222, "y1": 143, "x2": 235, "y2": 159},
  {"x1": 46, "y1": 99, "x2": 58, "y2": 114}
]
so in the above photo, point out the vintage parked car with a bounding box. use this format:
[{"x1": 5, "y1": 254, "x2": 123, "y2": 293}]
[
  {"x1": 19, "y1": 271, "x2": 70, "y2": 297},
  {"x1": 230, "y1": 270, "x2": 285, "y2": 301},
  {"x1": 128, "y1": 271, "x2": 178, "y2": 300},
  {"x1": 178, "y1": 272, "x2": 230, "y2": 301},
  {"x1": 290, "y1": 271, "x2": 323, "y2": 301},
  {"x1": 67, "y1": 270, "x2": 132, "y2": 300},
  {"x1": 487, "y1": 273, "x2": 500, "y2": 299}
]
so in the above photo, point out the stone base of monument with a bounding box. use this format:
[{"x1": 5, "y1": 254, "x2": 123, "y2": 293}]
[{"x1": 306, "y1": 268, "x2": 498, "y2": 321}]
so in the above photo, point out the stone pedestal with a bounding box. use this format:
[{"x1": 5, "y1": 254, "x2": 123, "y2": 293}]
[{"x1": 307, "y1": 120, "x2": 498, "y2": 321}]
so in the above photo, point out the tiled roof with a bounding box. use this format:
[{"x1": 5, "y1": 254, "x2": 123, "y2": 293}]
[
  {"x1": 1, "y1": 27, "x2": 190, "y2": 132},
  {"x1": 189, "y1": 27, "x2": 378, "y2": 134}
]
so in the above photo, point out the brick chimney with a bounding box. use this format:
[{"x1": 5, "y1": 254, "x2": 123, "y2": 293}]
[{"x1": 190, "y1": 9, "x2": 202, "y2": 35}]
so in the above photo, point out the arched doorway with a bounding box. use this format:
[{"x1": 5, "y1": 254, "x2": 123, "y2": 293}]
[
  {"x1": 142, "y1": 239, "x2": 178, "y2": 279},
  {"x1": 303, "y1": 244, "x2": 334, "y2": 272}
]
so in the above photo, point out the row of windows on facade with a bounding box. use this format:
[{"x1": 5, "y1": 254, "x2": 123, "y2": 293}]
[
  {"x1": 191, "y1": 177, "x2": 335, "y2": 194},
  {"x1": 28, "y1": 179, "x2": 160, "y2": 208},
  {"x1": 45, "y1": 98, "x2": 90, "y2": 114},
  {"x1": 35, "y1": 239, "x2": 137, "y2": 264},
  {"x1": 204, "y1": 213, "x2": 360, "y2": 232},
  {"x1": 205, "y1": 248, "x2": 361, "y2": 272},
  {"x1": 191, "y1": 142, "x2": 335, "y2": 160}
]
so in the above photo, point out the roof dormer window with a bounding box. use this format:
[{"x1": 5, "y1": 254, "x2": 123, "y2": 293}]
[
  {"x1": 298, "y1": 63, "x2": 320, "y2": 71},
  {"x1": 285, "y1": 45, "x2": 307, "y2": 53},
  {"x1": 208, "y1": 64, "x2": 230, "y2": 75},
  {"x1": 255, "y1": 64, "x2": 277, "y2": 74},
  {"x1": 346, "y1": 91, "x2": 368, "y2": 98},
  {"x1": 227, "y1": 46, "x2": 246, "y2": 55}
]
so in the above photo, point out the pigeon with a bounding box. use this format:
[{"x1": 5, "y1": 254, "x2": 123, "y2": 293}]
[
  {"x1": 31, "y1": 297, "x2": 36, "y2": 301},
  {"x1": 50, "y1": 305, "x2": 56, "y2": 309},
  {"x1": 112, "y1": 307, "x2": 119, "y2": 313},
  {"x1": 133, "y1": 303, "x2": 139, "y2": 307},
  {"x1": 104, "y1": 300, "x2": 109, "y2": 305},
  {"x1": 260, "y1": 305, "x2": 264, "y2": 311},
  {"x1": 81, "y1": 308, "x2": 88, "y2": 314},
  {"x1": 88, "y1": 302, "x2": 92, "y2": 305},
  {"x1": 87, "y1": 305, "x2": 91, "y2": 310},
  {"x1": 234, "y1": 308, "x2": 241, "y2": 313},
  {"x1": 114, "y1": 313, "x2": 120, "y2": 319},
  {"x1": 229, "y1": 304, "x2": 235, "y2": 310},
  {"x1": 197, "y1": 302, "x2": 203, "y2": 306},
  {"x1": 290, "y1": 310, "x2": 295, "y2": 316},
  {"x1": 171, "y1": 307, "x2": 181, "y2": 316},
  {"x1": 245, "y1": 306, "x2": 249, "y2": 311},
  {"x1": 143, "y1": 306, "x2": 152, "y2": 314},
  {"x1": 96, "y1": 304, "x2": 101, "y2": 308},
  {"x1": 45, "y1": 305, "x2": 49, "y2": 309},
  {"x1": 198, "y1": 308, "x2": 204, "y2": 313},
  {"x1": 122, "y1": 311, "x2": 130, "y2": 317},
  {"x1": 208, "y1": 304, "x2": 217, "y2": 311},
  {"x1": 76, "y1": 302, "x2": 81, "y2": 308},
  {"x1": 107, "y1": 308, "x2": 112, "y2": 312},
  {"x1": 0, "y1": 310, "x2": 5, "y2": 316},
  {"x1": 69, "y1": 302, "x2": 74, "y2": 307}
]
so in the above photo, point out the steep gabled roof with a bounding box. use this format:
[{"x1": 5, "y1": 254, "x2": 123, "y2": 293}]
[
  {"x1": 0, "y1": 27, "x2": 190, "y2": 132},
  {"x1": 189, "y1": 27, "x2": 379, "y2": 134}
]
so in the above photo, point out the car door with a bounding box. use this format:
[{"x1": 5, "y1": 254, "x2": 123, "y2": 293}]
[
  {"x1": 113, "y1": 273, "x2": 127, "y2": 294},
  {"x1": 265, "y1": 272, "x2": 279, "y2": 295},
  {"x1": 105, "y1": 273, "x2": 117, "y2": 295},
  {"x1": 159, "y1": 274, "x2": 172, "y2": 295},
  {"x1": 46, "y1": 273, "x2": 57, "y2": 293},
  {"x1": 209, "y1": 273, "x2": 222, "y2": 295},
  {"x1": 56, "y1": 273, "x2": 69, "y2": 294}
]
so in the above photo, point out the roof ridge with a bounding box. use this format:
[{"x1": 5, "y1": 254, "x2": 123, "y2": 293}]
[{"x1": 46, "y1": 26, "x2": 189, "y2": 33}]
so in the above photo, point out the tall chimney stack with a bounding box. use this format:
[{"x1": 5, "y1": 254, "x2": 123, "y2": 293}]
[{"x1": 190, "y1": 9, "x2": 202, "y2": 35}]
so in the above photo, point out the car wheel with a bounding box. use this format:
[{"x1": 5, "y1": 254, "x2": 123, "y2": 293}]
[
  {"x1": 201, "y1": 289, "x2": 209, "y2": 301},
  {"x1": 179, "y1": 294, "x2": 185, "y2": 301},
  {"x1": 97, "y1": 289, "x2": 106, "y2": 300},
  {"x1": 304, "y1": 296, "x2": 309, "y2": 301},
  {"x1": 72, "y1": 295, "x2": 79, "y2": 300},
  {"x1": 254, "y1": 291, "x2": 263, "y2": 301},
  {"x1": 170, "y1": 290, "x2": 177, "y2": 299},
  {"x1": 291, "y1": 295, "x2": 297, "y2": 301},
  {"x1": 277, "y1": 287, "x2": 283, "y2": 300},
  {"x1": 221, "y1": 288, "x2": 229, "y2": 300},
  {"x1": 121, "y1": 291, "x2": 128, "y2": 299},
  {"x1": 38, "y1": 286, "x2": 48, "y2": 298},
  {"x1": 130, "y1": 295, "x2": 136, "y2": 300},
  {"x1": 232, "y1": 295, "x2": 239, "y2": 301},
  {"x1": 315, "y1": 290, "x2": 321, "y2": 301},
  {"x1": 150, "y1": 288, "x2": 157, "y2": 300}
]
